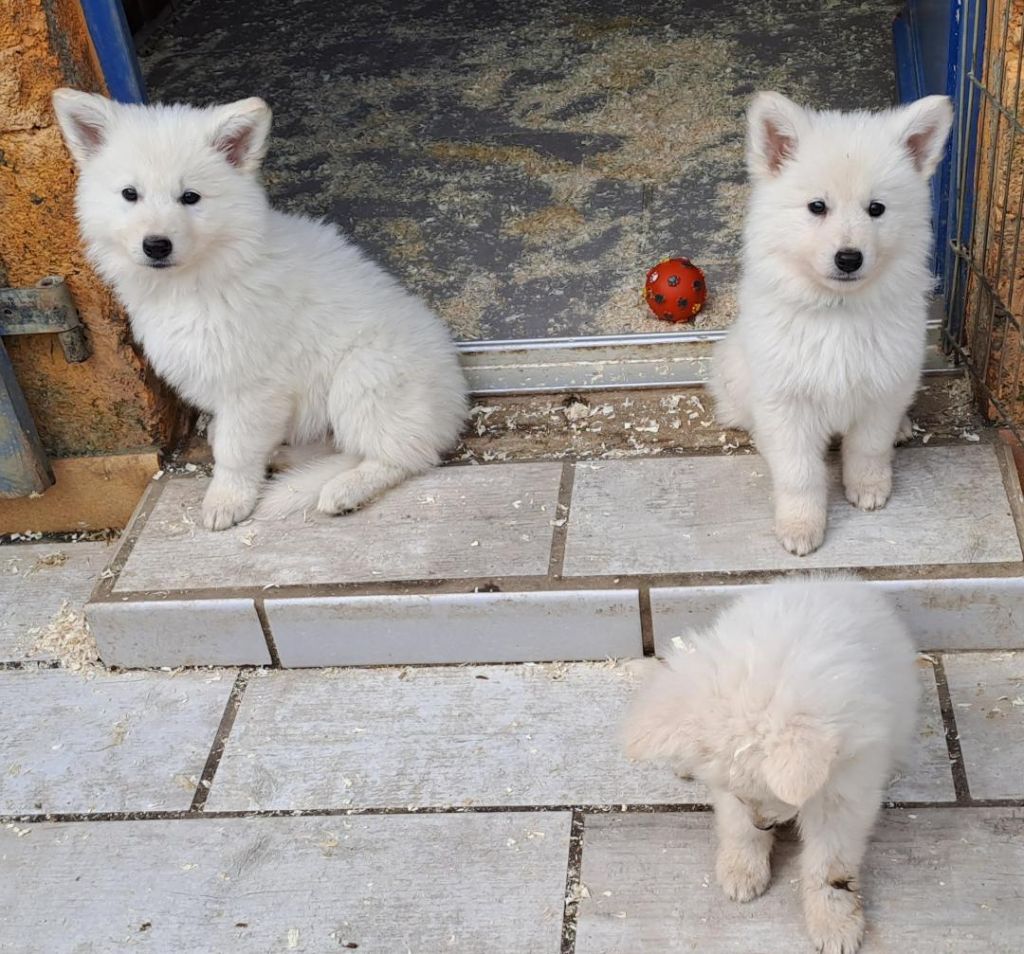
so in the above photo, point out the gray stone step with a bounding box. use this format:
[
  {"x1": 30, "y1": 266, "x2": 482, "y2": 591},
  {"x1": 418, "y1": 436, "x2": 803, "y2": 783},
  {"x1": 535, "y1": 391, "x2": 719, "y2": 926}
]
[
  {"x1": 81, "y1": 442, "x2": 1024, "y2": 668},
  {"x1": 574, "y1": 808, "x2": 1024, "y2": 954}
]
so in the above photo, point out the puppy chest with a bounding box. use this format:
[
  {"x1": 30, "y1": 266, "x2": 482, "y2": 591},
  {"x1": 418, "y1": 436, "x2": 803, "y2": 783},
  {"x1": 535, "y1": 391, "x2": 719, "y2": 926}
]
[
  {"x1": 761, "y1": 322, "x2": 923, "y2": 401},
  {"x1": 132, "y1": 311, "x2": 261, "y2": 407}
]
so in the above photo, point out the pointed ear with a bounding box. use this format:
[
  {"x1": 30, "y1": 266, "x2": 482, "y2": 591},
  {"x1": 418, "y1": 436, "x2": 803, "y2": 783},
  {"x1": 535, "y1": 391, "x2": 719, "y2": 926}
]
[
  {"x1": 747, "y1": 91, "x2": 806, "y2": 179},
  {"x1": 895, "y1": 95, "x2": 953, "y2": 177},
  {"x1": 620, "y1": 661, "x2": 696, "y2": 763},
  {"x1": 209, "y1": 98, "x2": 272, "y2": 172},
  {"x1": 52, "y1": 89, "x2": 115, "y2": 165},
  {"x1": 762, "y1": 720, "x2": 838, "y2": 806}
]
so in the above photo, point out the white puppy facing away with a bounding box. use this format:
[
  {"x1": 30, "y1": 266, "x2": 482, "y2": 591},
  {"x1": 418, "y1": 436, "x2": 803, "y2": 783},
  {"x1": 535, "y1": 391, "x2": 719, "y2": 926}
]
[
  {"x1": 623, "y1": 577, "x2": 918, "y2": 954},
  {"x1": 710, "y1": 92, "x2": 953, "y2": 556},
  {"x1": 52, "y1": 90, "x2": 468, "y2": 531}
]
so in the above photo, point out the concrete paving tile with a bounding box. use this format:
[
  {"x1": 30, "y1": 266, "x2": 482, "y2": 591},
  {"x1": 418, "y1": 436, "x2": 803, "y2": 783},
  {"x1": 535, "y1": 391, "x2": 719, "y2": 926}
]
[
  {"x1": 651, "y1": 576, "x2": 1024, "y2": 654},
  {"x1": 575, "y1": 808, "x2": 1024, "y2": 953},
  {"x1": 266, "y1": 588, "x2": 642, "y2": 666},
  {"x1": 0, "y1": 543, "x2": 109, "y2": 662},
  {"x1": 114, "y1": 465, "x2": 562, "y2": 591},
  {"x1": 943, "y1": 651, "x2": 1024, "y2": 800},
  {"x1": 208, "y1": 663, "x2": 702, "y2": 811},
  {"x1": 87, "y1": 598, "x2": 270, "y2": 668},
  {"x1": 0, "y1": 669, "x2": 234, "y2": 814},
  {"x1": 565, "y1": 447, "x2": 1022, "y2": 576},
  {"x1": 0, "y1": 812, "x2": 570, "y2": 953}
]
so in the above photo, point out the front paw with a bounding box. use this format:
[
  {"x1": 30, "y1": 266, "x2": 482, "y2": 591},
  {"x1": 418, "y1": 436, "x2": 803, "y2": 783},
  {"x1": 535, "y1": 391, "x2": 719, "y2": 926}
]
[
  {"x1": 775, "y1": 513, "x2": 826, "y2": 556},
  {"x1": 716, "y1": 845, "x2": 772, "y2": 902},
  {"x1": 844, "y1": 469, "x2": 892, "y2": 511},
  {"x1": 202, "y1": 479, "x2": 259, "y2": 531},
  {"x1": 804, "y1": 882, "x2": 865, "y2": 954}
]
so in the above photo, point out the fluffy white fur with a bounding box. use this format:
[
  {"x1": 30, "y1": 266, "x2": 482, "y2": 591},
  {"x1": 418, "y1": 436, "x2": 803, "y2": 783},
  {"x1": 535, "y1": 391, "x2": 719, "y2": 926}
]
[
  {"x1": 52, "y1": 89, "x2": 468, "y2": 530},
  {"x1": 623, "y1": 577, "x2": 918, "y2": 954},
  {"x1": 710, "y1": 92, "x2": 953, "y2": 555}
]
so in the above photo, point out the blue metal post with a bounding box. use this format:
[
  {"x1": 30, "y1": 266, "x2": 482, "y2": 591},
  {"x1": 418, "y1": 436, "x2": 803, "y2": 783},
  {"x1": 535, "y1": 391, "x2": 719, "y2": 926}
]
[{"x1": 79, "y1": 0, "x2": 146, "y2": 103}]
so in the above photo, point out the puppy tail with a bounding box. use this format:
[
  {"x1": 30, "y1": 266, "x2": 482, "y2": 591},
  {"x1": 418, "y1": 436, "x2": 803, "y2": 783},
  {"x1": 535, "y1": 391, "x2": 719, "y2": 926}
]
[{"x1": 257, "y1": 452, "x2": 360, "y2": 519}]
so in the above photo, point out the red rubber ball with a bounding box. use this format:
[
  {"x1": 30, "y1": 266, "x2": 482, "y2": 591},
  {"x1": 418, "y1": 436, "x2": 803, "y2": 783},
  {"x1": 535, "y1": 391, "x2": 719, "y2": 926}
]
[{"x1": 644, "y1": 257, "x2": 707, "y2": 323}]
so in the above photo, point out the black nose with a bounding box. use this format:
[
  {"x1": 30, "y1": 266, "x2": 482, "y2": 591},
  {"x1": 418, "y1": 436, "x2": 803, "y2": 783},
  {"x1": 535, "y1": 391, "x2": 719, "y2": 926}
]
[
  {"x1": 142, "y1": 236, "x2": 173, "y2": 260},
  {"x1": 834, "y1": 248, "x2": 863, "y2": 274}
]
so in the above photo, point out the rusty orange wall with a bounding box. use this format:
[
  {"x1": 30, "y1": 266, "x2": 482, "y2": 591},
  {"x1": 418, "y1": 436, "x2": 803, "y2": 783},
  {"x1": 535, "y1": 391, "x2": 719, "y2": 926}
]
[{"x1": 0, "y1": 0, "x2": 182, "y2": 457}]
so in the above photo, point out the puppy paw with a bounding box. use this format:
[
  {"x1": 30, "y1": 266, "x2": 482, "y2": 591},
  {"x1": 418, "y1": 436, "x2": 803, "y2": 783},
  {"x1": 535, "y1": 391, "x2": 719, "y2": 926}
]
[
  {"x1": 775, "y1": 515, "x2": 826, "y2": 556},
  {"x1": 717, "y1": 847, "x2": 772, "y2": 902},
  {"x1": 202, "y1": 479, "x2": 259, "y2": 531},
  {"x1": 894, "y1": 414, "x2": 914, "y2": 445},
  {"x1": 804, "y1": 882, "x2": 865, "y2": 954},
  {"x1": 844, "y1": 471, "x2": 892, "y2": 511},
  {"x1": 317, "y1": 475, "x2": 367, "y2": 515}
]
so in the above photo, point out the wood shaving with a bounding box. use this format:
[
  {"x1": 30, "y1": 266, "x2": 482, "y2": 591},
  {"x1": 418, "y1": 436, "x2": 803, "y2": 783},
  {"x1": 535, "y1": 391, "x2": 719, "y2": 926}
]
[
  {"x1": 28, "y1": 601, "x2": 103, "y2": 674},
  {"x1": 28, "y1": 551, "x2": 69, "y2": 573}
]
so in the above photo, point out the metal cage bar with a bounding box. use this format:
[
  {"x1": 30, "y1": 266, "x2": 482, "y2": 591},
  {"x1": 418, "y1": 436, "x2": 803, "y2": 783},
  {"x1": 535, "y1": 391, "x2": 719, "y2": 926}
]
[{"x1": 945, "y1": 0, "x2": 1024, "y2": 439}]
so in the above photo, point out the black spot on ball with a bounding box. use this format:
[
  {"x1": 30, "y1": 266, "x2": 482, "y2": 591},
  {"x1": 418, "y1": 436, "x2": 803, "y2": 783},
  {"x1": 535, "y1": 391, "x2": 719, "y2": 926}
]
[
  {"x1": 693, "y1": 278, "x2": 704, "y2": 290},
  {"x1": 677, "y1": 297, "x2": 689, "y2": 308},
  {"x1": 667, "y1": 275, "x2": 679, "y2": 286},
  {"x1": 653, "y1": 293, "x2": 665, "y2": 304}
]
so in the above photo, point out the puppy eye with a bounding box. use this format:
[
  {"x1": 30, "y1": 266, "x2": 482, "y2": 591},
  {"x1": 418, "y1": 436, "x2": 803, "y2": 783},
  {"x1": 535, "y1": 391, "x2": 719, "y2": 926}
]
[
  {"x1": 807, "y1": 200, "x2": 827, "y2": 216},
  {"x1": 868, "y1": 201, "x2": 885, "y2": 218},
  {"x1": 180, "y1": 191, "x2": 202, "y2": 206},
  {"x1": 121, "y1": 187, "x2": 138, "y2": 202}
]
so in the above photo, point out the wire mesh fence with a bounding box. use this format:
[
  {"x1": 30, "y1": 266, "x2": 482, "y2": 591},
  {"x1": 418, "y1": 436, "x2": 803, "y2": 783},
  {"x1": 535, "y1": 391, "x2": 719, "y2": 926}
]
[{"x1": 946, "y1": 0, "x2": 1024, "y2": 437}]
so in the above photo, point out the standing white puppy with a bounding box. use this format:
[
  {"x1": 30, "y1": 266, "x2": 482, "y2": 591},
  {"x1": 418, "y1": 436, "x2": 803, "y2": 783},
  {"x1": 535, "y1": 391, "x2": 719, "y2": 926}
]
[
  {"x1": 623, "y1": 577, "x2": 919, "y2": 954},
  {"x1": 53, "y1": 90, "x2": 467, "y2": 530},
  {"x1": 710, "y1": 93, "x2": 953, "y2": 555}
]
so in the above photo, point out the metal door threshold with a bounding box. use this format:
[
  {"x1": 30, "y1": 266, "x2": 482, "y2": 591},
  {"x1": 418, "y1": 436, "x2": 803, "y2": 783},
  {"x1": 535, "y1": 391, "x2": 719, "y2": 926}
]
[{"x1": 458, "y1": 324, "x2": 958, "y2": 396}]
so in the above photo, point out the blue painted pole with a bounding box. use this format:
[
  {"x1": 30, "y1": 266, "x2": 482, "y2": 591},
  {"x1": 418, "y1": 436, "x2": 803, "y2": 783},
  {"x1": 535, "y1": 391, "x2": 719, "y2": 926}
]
[{"x1": 79, "y1": 0, "x2": 147, "y2": 103}]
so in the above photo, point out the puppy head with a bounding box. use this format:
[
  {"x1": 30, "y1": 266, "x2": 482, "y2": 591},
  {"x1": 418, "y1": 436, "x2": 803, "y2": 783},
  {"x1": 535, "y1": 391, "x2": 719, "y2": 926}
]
[
  {"x1": 727, "y1": 717, "x2": 839, "y2": 829},
  {"x1": 623, "y1": 651, "x2": 839, "y2": 827},
  {"x1": 745, "y1": 91, "x2": 952, "y2": 300},
  {"x1": 52, "y1": 90, "x2": 272, "y2": 280}
]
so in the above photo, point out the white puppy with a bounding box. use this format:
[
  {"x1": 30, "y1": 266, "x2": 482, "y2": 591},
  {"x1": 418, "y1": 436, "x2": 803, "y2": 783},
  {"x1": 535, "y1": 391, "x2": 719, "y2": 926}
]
[
  {"x1": 623, "y1": 577, "x2": 918, "y2": 954},
  {"x1": 710, "y1": 92, "x2": 953, "y2": 555},
  {"x1": 52, "y1": 90, "x2": 468, "y2": 530}
]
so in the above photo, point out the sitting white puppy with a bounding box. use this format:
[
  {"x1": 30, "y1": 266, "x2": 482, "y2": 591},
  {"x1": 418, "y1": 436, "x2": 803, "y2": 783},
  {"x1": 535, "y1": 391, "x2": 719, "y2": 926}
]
[
  {"x1": 52, "y1": 90, "x2": 468, "y2": 530},
  {"x1": 710, "y1": 92, "x2": 953, "y2": 555},
  {"x1": 623, "y1": 577, "x2": 918, "y2": 954}
]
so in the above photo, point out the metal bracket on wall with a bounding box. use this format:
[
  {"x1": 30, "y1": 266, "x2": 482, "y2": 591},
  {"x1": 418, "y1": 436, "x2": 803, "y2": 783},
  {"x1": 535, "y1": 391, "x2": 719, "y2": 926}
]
[
  {"x1": 0, "y1": 276, "x2": 91, "y2": 363},
  {"x1": 0, "y1": 276, "x2": 91, "y2": 498}
]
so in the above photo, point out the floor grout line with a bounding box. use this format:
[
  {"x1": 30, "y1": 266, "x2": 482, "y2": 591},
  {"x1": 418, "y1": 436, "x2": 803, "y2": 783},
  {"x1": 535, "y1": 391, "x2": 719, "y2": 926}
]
[
  {"x1": 254, "y1": 600, "x2": 282, "y2": 668},
  {"x1": 932, "y1": 654, "x2": 973, "y2": 804},
  {"x1": 189, "y1": 671, "x2": 250, "y2": 812},
  {"x1": 5, "y1": 799, "x2": 1020, "y2": 827},
  {"x1": 638, "y1": 587, "x2": 655, "y2": 655},
  {"x1": 559, "y1": 809, "x2": 585, "y2": 954},
  {"x1": 548, "y1": 460, "x2": 576, "y2": 580}
]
